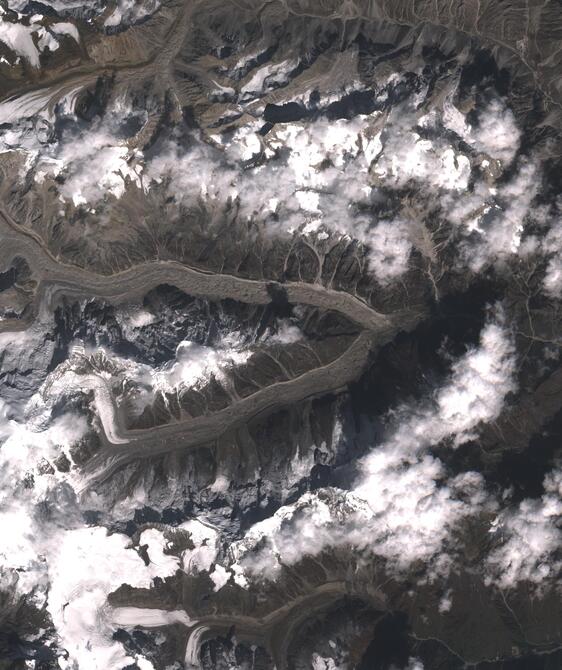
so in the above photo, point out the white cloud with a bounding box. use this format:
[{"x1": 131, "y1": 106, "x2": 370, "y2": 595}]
[
  {"x1": 230, "y1": 314, "x2": 515, "y2": 580},
  {"x1": 312, "y1": 653, "x2": 341, "y2": 670},
  {"x1": 541, "y1": 214, "x2": 562, "y2": 297},
  {"x1": 1, "y1": 44, "x2": 557, "y2": 667},
  {"x1": 0, "y1": 93, "x2": 147, "y2": 206},
  {"x1": 0, "y1": 403, "x2": 88, "y2": 495},
  {"x1": 367, "y1": 219, "x2": 413, "y2": 284},
  {"x1": 143, "y1": 103, "x2": 478, "y2": 286},
  {"x1": 0, "y1": 336, "x2": 230, "y2": 666},
  {"x1": 368, "y1": 313, "x2": 516, "y2": 454},
  {"x1": 148, "y1": 337, "x2": 250, "y2": 395},
  {"x1": 391, "y1": 659, "x2": 425, "y2": 670},
  {"x1": 0, "y1": 396, "x2": 89, "y2": 605},
  {"x1": 209, "y1": 564, "x2": 230, "y2": 591},
  {"x1": 264, "y1": 319, "x2": 303, "y2": 345},
  {"x1": 544, "y1": 254, "x2": 562, "y2": 297},
  {"x1": 353, "y1": 458, "x2": 488, "y2": 572},
  {"x1": 486, "y1": 465, "x2": 562, "y2": 590},
  {"x1": 444, "y1": 160, "x2": 541, "y2": 271},
  {"x1": 471, "y1": 100, "x2": 521, "y2": 165},
  {"x1": 146, "y1": 138, "x2": 238, "y2": 205},
  {"x1": 23, "y1": 316, "x2": 252, "y2": 443},
  {"x1": 437, "y1": 99, "x2": 542, "y2": 271},
  {"x1": 407, "y1": 660, "x2": 425, "y2": 670},
  {"x1": 0, "y1": 502, "x2": 50, "y2": 606},
  {"x1": 0, "y1": 37, "x2": 549, "y2": 294},
  {"x1": 141, "y1": 92, "x2": 542, "y2": 284},
  {"x1": 438, "y1": 589, "x2": 453, "y2": 613},
  {"x1": 443, "y1": 98, "x2": 521, "y2": 165},
  {"x1": 373, "y1": 115, "x2": 470, "y2": 191},
  {"x1": 0, "y1": 69, "x2": 540, "y2": 282},
  {"x1": 115, "y1": 305, "x2": 156, "y2": 340},
  {"x1": 38, "y1": 131, "x2": 144, "y2": 206},
  {"x1": 477, "y1": 161, "x2": 540, "y2": 261}
]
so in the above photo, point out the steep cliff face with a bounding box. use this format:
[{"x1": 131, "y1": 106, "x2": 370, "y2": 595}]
[{"x1": 0, "y1": 2, "x2": 561, "y2": 669}]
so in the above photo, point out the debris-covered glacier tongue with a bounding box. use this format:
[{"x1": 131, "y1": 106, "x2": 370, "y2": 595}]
[{"x1": 0, "y1": 0, "x2": 561, "y2": 668}]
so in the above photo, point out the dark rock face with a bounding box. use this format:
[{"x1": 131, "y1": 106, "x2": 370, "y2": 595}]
[{"x1": 0, "y1": 1, "x2": 561, "y2": 669}]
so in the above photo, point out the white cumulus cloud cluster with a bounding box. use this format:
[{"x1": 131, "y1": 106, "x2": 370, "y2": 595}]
[
  {"x1": 442, "y1": 98, "x2": 521, "y2": 165},
  {"x1": 142, "y1": 89, "x2": 543, "y2": 283},
  {"x1": 2, "y1": 61, "x2": 550, "y2": 287},
  {"x1": 395, "y1": 659, "x2": 425, "y2": 670},
  {"x1": 35, "y1": 106, "x2": 145, "y2": 206},
  {"x1": 228, "y1": 313, "x2": 516, "y2": 580},
  {"x1": 0, "y1": 94, "x2": 146, "y2": 205},
  {"x1": 541, "y1": 211, "x2": 562, "y2": 297},
  {"x1": 449, "y1": 160, "x2": 541, "y2": 272},
  {"x1": 145, "y1": 101, "x2": 475, "y2": 283},
  {"x1": 486, "y1": 465, "x2": 562, "y2": 591}
]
